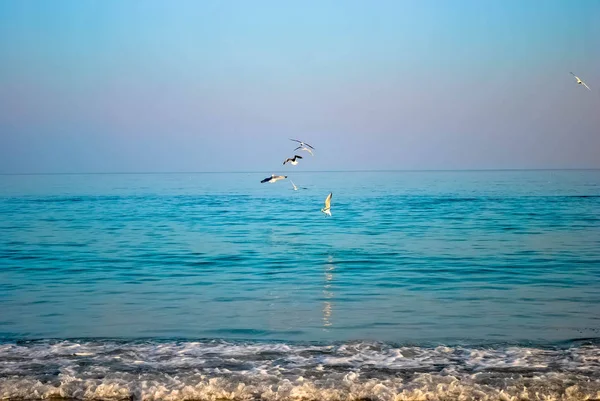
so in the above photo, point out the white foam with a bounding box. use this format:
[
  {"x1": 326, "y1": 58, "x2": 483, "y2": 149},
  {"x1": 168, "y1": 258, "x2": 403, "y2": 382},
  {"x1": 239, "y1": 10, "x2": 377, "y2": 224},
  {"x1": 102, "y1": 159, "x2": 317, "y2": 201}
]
[{"x1": 0, "y1": 340, "x2": 599, "y2": 400}]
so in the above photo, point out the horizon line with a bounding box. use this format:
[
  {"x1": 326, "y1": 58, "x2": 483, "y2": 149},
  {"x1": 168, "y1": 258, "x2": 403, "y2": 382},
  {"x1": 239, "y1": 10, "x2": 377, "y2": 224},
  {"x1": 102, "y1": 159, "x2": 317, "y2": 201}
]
[{"x1": 1, "y1": 167, "x2": 600, "y2": 176}]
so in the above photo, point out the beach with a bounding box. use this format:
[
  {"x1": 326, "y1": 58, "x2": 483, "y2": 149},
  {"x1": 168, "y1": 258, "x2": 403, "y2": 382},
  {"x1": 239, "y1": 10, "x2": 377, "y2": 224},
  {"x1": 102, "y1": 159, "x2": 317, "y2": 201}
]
[{"x1": 1, "y1": 170, "x2": 600, "y2": 399}]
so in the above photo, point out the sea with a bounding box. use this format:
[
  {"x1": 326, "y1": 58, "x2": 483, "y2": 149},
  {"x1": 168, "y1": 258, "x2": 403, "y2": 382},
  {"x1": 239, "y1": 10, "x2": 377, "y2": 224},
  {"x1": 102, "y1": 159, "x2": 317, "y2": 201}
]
[{"x1": 1, "y1": 170, "x2": 599, "y2": 400}]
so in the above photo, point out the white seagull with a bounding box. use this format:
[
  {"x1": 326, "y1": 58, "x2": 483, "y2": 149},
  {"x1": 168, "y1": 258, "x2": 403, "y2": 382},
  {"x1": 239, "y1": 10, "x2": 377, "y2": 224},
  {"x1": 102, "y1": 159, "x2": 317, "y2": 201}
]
[
  {"x1": 321, "y1": 192, "x2": 332, "y2": 216},
  {"x1": 261, "y1": 174, "x2": 287, "y2": 184},
  {"x1": 290, "y1": 180, "x2": 307, "y2": 190},
  {"x1": 283, "y1": 155, "x2": 303, "y2": 165},
  {"x1": 290, "y1": 139, "x2": 315, "y2": 150},
  {"x1": 294, "y1": 146, "x2": 314, "y2": 156},
  {"x1": 570, "y1": 72, "x2": 591, "y2": 91}
]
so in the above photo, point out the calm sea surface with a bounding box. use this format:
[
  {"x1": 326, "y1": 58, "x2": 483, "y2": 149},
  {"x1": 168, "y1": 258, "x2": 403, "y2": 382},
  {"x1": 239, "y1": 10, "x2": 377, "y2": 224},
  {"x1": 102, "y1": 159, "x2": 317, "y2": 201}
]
[{"x1": 1, "y1": 170, "x2": 600, "y2": 400}]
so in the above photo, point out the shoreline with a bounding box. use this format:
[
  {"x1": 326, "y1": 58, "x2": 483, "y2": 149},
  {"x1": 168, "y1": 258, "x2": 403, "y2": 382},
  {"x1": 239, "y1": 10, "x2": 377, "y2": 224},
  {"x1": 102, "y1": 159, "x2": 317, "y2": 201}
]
[{"x1": 1, "y1": 338, "x2": 600, "y2": 400}]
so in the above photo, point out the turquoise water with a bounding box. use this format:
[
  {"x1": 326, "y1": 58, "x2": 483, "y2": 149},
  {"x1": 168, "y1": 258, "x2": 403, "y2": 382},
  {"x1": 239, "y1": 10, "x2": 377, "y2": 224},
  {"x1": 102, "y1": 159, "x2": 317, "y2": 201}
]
[{"x1": 1, "y1": 170, "x2": 600, "y2": 399}]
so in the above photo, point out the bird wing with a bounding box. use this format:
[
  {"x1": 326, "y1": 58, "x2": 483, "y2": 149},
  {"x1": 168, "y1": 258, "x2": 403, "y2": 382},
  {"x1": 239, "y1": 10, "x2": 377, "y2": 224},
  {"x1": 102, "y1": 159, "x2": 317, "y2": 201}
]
[
  {"x1": 570, "y1": 72, "x2": 583, "y2": 82},
  {"x1": 324, "y1": 192, "x2": 332, "y2": 209},
  {"x1": 290, "y1": 139, "x2": 302, "y2": 144},
  {"x1": 305, "y1": 148, "x2": 314, "y2": 155},
  {"x1": 261, "y1": 177, "x2": 271, "y2": 183},
  {"x1": 570, "y1": 72, "x2": 576, "y2": 77},
  {"x1": 295, "y1": 155, "x2": 303, "y2": 159},
  {"x1": 294, "y1": 146, "x2": 302, "y2": 151},
  {"x1": 582, "y1": 81, "x2": 591, "y2": 91},
  {"x1": 304, "y1": 142, "x2": 315, "y2": 149}
]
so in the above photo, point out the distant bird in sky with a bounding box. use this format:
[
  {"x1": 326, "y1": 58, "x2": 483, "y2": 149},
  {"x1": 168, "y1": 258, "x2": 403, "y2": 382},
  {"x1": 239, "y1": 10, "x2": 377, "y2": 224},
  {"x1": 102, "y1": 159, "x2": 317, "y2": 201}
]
[
  {"x1": 295, "y1": 146, "x2": 314, "y2": 156},
  {"x1": 290, "y1": 139, "x2": 315, "y2": 150},
  {"x1": 283, "y1": 155, "x2": 303, "y2": 165},
  {"x1": 570, "y1": 72, "x2": 591, "y2": 91},
  {"x1": 321, "y1": 192, "x2": 332, "y2": 216},
  {"x1": 261, "y1": 174, "x2": 287, "y2": 183}
]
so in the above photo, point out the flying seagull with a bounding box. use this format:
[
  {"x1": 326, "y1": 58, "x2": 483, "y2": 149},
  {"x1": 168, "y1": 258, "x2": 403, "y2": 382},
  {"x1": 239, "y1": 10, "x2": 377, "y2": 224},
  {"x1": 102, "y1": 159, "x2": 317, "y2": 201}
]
[
  {"x1": 570, "y1": 72, "x2": 591, "y2": 91},
  {"x1": 294, "y1": 146, "x2": 314, "y2": 156},
  {"x1": 290, "y1": 139, "x2": 315, "y2": 150},
  {"x1": 321, "y1": 192, "x2": 332, "y2": 216},
  {"x1": 261, "y1": 174, "x2": 287, "y2": 183},
  {"x1": 290, "y1": 180, "x2": 307, "y2": 190},
  {"x1": 283, "y1": 155, "x2": 303, "y2": 165}
]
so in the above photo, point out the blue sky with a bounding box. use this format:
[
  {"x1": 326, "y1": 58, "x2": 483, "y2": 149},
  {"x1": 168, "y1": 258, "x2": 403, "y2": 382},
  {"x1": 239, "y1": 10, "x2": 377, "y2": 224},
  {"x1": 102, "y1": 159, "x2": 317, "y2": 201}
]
[{"x1": 0, "y1": 0, "x2": 599, "y2": 173}]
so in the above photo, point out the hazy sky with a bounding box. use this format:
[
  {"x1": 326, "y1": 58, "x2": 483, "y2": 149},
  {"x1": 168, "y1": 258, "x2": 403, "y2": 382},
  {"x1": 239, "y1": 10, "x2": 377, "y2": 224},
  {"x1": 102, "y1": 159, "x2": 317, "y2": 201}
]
[{"x1": 1, "y1": 0, "x2": 599, "y2": 173}]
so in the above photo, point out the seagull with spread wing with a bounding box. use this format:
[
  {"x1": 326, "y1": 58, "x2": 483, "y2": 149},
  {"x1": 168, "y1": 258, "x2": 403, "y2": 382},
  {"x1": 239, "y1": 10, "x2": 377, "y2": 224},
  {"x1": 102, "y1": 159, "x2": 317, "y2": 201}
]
[
  {"x1": 290, "y1": 181, "x2": 307, "y2": 190},
  {"x1": 570, "y1": 72, "x2": 591, "y2": 91},
  {"x1": 283, "y1": 155, "x2": 303, "y2": 165},
  {"x1": 295, "y1": 146, "x2": 314, "y2": 156},
  {"x1": 321, "y1": 192, "x2": 332, "y2": 216},
  {"x1": 261, "y1": 174, "x2": 287, "y2": 184},
  {"x1": 290, "y1": 139, "x2": 315, "y2": 150}
]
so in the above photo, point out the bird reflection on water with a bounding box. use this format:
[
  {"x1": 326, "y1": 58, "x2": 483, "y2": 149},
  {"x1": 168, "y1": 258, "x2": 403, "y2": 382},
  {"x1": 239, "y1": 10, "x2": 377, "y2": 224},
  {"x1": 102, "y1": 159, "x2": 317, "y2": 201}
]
[{"x1": 323, "y1": 255, "x2": 335, "y2": 329}]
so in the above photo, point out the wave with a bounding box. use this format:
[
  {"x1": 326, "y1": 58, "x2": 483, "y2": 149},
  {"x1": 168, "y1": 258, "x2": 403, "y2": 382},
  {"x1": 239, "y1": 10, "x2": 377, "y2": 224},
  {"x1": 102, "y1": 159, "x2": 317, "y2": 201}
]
[{"x1": 1, "y1": 339, "x2": 600, "y2": 400}]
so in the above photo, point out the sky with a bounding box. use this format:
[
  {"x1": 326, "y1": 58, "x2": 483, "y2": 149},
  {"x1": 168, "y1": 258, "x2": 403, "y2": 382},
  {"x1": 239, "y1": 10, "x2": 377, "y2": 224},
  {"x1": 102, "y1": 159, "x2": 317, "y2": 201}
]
[{"x1": 0, "y1": 0, "x2": 599, "y2": 173}]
